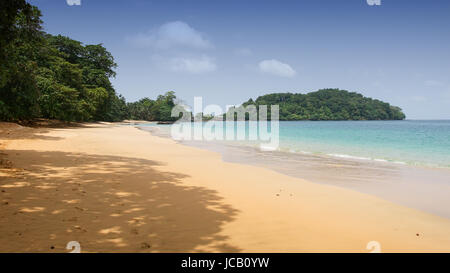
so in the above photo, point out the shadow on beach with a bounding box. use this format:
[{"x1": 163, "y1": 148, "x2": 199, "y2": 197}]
[
  {"x1": 0, "y1": 121, "x2": 114, "y2": 142},
  {"x1": 0, "y1": 150, "x2": 240, "y2": 252}
]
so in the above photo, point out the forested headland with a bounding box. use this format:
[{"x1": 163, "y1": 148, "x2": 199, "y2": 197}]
[
  {"x1": 0, "y1": 1, "x2": 177, "y2": 123},
  {"x1": 228, "y1": 89, "x2": 405, "y2": 121}
]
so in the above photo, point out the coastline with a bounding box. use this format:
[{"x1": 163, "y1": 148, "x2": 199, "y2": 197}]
[
  {"x1": 140, "y1": 122, "x2": 450, "y2": 219},
  {"x1": 1, "y1": 122, "x2": 450, "y2": 252},
  {"x1": 170, "y1": 134, "x2": 450, "y2": 219}
]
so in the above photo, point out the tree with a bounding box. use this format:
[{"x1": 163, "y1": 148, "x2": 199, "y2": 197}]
[
  {"x1": 0, "y1": 1, "x2": 184, "y2": 123},
  {"x1": 0, "y1": 1, "x2": 43, "y2": 120},
  {"x1": 238, "y1": 89, "x2": 405, "y2": 121}
]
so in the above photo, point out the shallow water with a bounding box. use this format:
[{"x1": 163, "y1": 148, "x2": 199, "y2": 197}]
[
  {"x1": 277, "y1": 120, "x2": 450, "y2": 169},
  {"x1": 136, "y1": 121, "x2": 450, "y2": 218}
]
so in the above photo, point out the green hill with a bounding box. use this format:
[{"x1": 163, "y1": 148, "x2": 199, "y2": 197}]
[{"x1": 237, "y1": 89, "x2": 405, "y2": 121}]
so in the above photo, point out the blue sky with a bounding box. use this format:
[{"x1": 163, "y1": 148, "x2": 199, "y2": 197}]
[{"x1": 31, "y1": 0, "x2": 450, "y2": 119}]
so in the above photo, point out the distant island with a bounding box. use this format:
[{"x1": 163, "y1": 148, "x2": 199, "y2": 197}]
[{"x1": 228, "y1": 89, "x2": 405, "y2": 121}]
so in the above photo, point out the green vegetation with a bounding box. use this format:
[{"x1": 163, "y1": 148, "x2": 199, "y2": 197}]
[
  {"x1": 1, "y1": 1, "x2": 405, "y2": 123},
  {"x1": 229, "y1": 89, "x2": 405, "y2": 121},
  {"x1": 0, "y1": 0, "x2": 177, "y2": 122},
  {"x1": 126, "y1": 91, "x2": 178, "y2": 121}
]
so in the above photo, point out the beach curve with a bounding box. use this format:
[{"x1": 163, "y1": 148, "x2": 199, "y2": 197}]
[{"x1": 1, "y1": 122, "x2": 450, "y2": 252}]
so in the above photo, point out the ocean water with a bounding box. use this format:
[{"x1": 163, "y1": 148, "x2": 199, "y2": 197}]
[
  {"x1": 142, "y1": 120, "x2": 450, "y2": 169},
  {"x1": 278, "y1": 120, "x2": 450, "y2": 168},
  {"x1": 136, "y1": 120, "x2": 450, "y2": 217}
]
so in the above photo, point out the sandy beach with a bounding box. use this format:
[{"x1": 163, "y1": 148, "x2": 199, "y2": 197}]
[{"x1": 1, "y1": 122, "x2": 450, "y2": 253}]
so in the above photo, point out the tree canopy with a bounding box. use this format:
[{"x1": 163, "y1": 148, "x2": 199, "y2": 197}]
[
  {"x1": 0, "y1": 0, "x2": 177, "y2": 122},
  {"x1": 230, "y1": 89, "x2": 406, "y2": 121},
  {"x1": 126, "y1": 91, "x2": 178, "y2": 121}
]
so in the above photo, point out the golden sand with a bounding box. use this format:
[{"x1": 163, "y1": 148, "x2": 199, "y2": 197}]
[{"x1": 0, "y1": 122, "x2": 449, "y2": 252}]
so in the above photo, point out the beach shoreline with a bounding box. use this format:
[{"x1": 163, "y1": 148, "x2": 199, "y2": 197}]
[
  {"x1": 139, "y1": 122, "x2": 450, "y2": 219},
  {"x1": 1, "y1": 122, "x2": 450, "y2": 252}
]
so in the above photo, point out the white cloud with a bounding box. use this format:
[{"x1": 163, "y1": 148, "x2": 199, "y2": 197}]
[
  {"x1": 168, "y1": 56, "x2": 217, "y2": 74},
  {"x1": 258, "y1": 59, "x2": 296, "y2": 78},
  {"x1": 66, "y1": 0, "x2": 81, "y2": 6},
  {"x1": 130, "y1": 21, "x2": 212, "y2": 50}
]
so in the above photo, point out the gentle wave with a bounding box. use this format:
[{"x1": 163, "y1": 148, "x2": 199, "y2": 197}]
[
  {"x1": 326, "y1": 153, "x2": 407, "y2": 165},
  {"x1": 136, "y1": 120, "x2": 450, "y2": 169}
]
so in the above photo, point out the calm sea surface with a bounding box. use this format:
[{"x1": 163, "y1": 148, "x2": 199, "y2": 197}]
[
  {"x1": 278, "y1": 120, "x2": 450, "y2": 168},
  {"x1": 141, "y1": 120, "x2": 450, "y2": 168}
]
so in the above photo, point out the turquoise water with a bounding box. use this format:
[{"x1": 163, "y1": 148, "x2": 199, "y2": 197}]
[
  {"x1": 276, "y1": 120, "x2": 450, "y2": 168},
  {"x1": 140, "y1": 120, "x2": 450, "y2": 169}
]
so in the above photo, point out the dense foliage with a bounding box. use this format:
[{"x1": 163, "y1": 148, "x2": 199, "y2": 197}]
[
  {"x1": 0, "y1": 0, "x2": 177, "y2": 122},
  {"x1": 231, "y1": 89, "x2": 406, "y2": 120},
  {"x1": 126, "y1": 91, "x2": 178, "y2": 121},
  {"x1": 0, "y1": 1, "x2": 43, "y2": 120}
]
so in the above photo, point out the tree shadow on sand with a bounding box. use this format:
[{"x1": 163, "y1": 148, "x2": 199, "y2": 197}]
[
  {"x1": 0, "y1": 150, "x2": 240, "y2": 252},
  {"x1": 0, "y1": 122, "x2": 64, "y2": 141},
  {"x1": 0, "y1": 121, "x2": 113, "y2": 142}
]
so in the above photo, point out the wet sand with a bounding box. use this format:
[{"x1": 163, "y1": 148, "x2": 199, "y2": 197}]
[
  {"x1": 178, "y1": 139, "x2": 450, "y2": 219},
  {"x1": 1, "y1": 122, "x2": 450, "y2": 252},
  {"x1": 143, "y1": 124, "x2": 450, "y2": 218}
]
